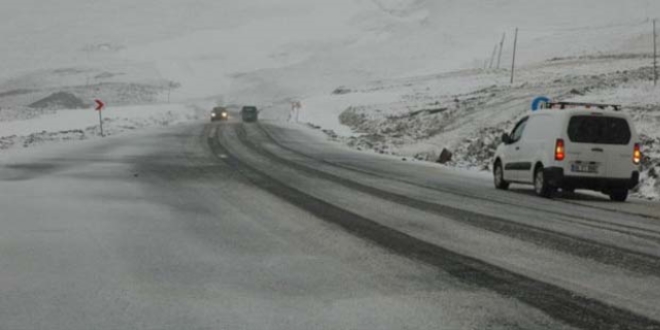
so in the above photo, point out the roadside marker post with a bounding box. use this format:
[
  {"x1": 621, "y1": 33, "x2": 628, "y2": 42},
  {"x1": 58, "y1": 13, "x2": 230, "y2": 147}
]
[
  {"x1": 95, "y1": 99, "x2": 105, "y2": 137},
  {"x1": 291, "y1": 101, "x2": 302, "y2": 123},
  {"x1": 296, "y1": 101, "x2": 301, "y2": 122}
]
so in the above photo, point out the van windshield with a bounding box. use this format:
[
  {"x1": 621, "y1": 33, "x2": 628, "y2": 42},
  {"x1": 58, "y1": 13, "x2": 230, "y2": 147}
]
[{"x1": 567, "y1": 115, "x2": 631, "y2": 145}]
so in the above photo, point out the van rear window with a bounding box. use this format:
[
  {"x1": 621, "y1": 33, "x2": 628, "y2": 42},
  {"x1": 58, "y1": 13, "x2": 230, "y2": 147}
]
[{"x1": 567, "y1": 116, "x2": 631, "y2": 145}]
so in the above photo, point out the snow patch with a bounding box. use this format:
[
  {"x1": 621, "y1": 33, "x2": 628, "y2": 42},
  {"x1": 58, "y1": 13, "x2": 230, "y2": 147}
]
[{"x1": 0, "y1": 104, "x2": 202, "y2": 152}]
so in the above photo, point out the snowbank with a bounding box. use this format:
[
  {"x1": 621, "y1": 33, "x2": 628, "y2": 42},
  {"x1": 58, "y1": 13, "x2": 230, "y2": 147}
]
[{"x1": 0, "y1": 104, "x2": 202, "y2": 151}]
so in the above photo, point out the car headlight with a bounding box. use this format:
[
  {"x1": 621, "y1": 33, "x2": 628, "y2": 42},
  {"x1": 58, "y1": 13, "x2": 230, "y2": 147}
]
[
  {"x1": 211, "y1": 113, "x2": 216, "y2": 117},
  {"x1": 222, "y1": 112, "x2": 228, "y2": 117}
]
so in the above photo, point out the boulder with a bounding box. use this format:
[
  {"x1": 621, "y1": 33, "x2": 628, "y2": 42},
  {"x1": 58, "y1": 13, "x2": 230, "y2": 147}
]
[{"x1": 437, "y1": 148, "x2": 453, "y2": 164}]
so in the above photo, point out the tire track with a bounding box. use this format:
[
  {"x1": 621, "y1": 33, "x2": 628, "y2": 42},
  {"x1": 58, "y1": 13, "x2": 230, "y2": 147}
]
[
  {"x1": 208, "y1": 123, "x2": 660, "y2": 330},
  {"x1": 234, "y1": 123, "x2": 660, "y2": 275},
  {"x1": 259, "y1": 124, "x2": 660, "y2": 236}
]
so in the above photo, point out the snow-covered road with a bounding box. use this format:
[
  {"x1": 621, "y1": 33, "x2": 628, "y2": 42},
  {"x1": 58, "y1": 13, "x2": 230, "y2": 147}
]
[{"x1": 1, "y1": 120, "x2": 659, "y2": 329}]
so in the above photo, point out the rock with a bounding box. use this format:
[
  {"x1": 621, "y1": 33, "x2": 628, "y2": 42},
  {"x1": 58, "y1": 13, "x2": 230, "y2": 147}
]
[
  {"x1": 29, "y1": 91, "x2": 89, "y2": 109},
  {"x1": 649, "y1": 166, "x2": 658, "y2": 179},
  {"x1": 306, "y1": 123, "x2": 321, "y2": 130},
  {"x1": 437, "y1": 148, "x2": 453, "y2": 164},
  {"x1": 569, "y1": 88, "x2": 584, "y2": 95},
  {"x1": 322, "y1": 129, "x2": 338, "y2": 139},
  {"x1": 332, "y1": 86, "x2": 352, "y2": 95}
]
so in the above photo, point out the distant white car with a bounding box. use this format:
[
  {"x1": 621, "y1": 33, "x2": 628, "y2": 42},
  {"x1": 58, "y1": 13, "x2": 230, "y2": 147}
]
[{"x1": 493, "y1": 102, "x2": 641, "y2": 202}]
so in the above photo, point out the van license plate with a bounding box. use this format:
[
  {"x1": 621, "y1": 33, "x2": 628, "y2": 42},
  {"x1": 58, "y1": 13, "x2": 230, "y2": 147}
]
[{"x1": 571, "y1": 164, "x2": 598, "y2": 173}]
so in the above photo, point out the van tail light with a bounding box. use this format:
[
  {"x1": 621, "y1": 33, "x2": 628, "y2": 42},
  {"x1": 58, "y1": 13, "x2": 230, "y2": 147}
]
[
  {"x1": 633, "y1": 143, "x2": 642, "y2": 165},
  {"x1": 555, "y1": 139, "x2": 565, "y2": 161}
]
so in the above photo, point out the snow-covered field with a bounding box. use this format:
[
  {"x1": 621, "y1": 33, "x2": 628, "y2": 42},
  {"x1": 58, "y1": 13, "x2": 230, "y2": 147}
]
[
  {"x1": 0, "y1": 104, "x2": 204, "y2": 150},
  {"x1": 1, "y1": 0, "x2": 659, "y2": 198}
]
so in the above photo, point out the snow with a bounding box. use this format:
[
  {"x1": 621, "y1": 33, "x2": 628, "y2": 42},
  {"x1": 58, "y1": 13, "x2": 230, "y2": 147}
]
[
  {"x1": 0, "y1": 104, "x2": 202, "y2": 151},
  {"x1": 2, "y1": 1, "x2": 660, "y2": 326},
  {"x1": 298, "y1": 91, "x2": 403, "y2": 136},
  {"x1": 1, "y1": 0, "x2": 660, "y2": 197},
  {"x1": 1, "y1": 104, "x2": 183, "y2": 137},
  {"x1": 3, "y1": 0, "x2": 658, "y2": 97},
  {"x1": 0, "y1": 122, "x2": 585, "y2": 330}
]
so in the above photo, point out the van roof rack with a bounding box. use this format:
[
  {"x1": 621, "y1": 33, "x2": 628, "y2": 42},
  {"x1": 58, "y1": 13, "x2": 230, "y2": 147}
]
[{"x1": 540, "y1": 101, "x2": 621, "y2": 112}]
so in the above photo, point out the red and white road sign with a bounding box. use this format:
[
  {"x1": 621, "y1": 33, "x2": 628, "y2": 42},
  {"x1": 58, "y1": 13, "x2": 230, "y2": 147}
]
[{"x1": 95, "y1": 99, "x2": 105, "y2": 111}]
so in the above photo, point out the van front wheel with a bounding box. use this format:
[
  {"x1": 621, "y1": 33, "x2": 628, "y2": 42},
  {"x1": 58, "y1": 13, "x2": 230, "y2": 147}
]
[{"x1": 494, "y1": 162, "x2": 509, "y2": 190}]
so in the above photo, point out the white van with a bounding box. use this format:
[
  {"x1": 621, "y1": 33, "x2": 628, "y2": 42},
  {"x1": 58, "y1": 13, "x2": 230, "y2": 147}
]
[{"x1": 493, "y1": 102, "x2": 641, "y2": 202}]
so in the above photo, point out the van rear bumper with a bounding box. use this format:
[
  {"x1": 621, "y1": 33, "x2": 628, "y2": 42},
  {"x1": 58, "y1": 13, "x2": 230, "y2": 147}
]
[{"x1": 544, "y1": 167, "x2": 639, "y2": 191}]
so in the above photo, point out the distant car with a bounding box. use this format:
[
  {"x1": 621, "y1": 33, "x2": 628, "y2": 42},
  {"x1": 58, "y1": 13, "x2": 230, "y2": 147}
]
[
  {"x1": 241, "y1": 106, "x2": 258, "y2": 122},
  {"x1": 493, "y1": 102, "x2": 641, "y2": 202},
  {"x1": 211, "y1": 107, "x2": 229, "y2": 121}
]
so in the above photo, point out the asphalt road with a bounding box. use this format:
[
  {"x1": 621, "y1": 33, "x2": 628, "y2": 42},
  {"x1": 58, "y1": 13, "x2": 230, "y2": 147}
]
[{"x1": 1, "y1": 120, "x2": 659, "y2": 330}]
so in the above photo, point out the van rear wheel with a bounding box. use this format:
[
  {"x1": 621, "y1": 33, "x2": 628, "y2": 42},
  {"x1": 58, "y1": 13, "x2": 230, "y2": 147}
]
[
  {"x1": 534, "y1": 166, "x2": 556, "y2": 198},
  {"x1": 494, "y1": 162, "x2": 509, "y2": 190},
  {"x1": 609, "y1": 189, "x2": 629, "y2": 202}
]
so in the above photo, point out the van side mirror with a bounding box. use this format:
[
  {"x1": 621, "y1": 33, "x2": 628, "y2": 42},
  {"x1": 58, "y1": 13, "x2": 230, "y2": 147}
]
[{"x1": 501, "y1": 133, "x2": 512, "y2": 144}]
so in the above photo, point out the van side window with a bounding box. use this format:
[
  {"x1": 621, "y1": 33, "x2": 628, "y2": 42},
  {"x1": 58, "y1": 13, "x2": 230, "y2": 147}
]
[
  {"x1": 510, "y1": 117, "x2": 529, "y2": 143},
  {"x1": 523, "y1": 115, "x2": 553, "y2": 140}
]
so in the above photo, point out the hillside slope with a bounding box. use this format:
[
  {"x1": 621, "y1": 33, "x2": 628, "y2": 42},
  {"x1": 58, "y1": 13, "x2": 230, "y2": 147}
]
[{"x1": 1, "y1": 0, "x2": 659, "y2": 197}]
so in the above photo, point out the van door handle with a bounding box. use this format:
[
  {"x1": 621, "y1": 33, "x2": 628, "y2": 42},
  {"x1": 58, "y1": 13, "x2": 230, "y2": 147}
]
[
  {"x1": 515, "y1": 147, "x2": 520, "y2": 151},
  {"x1": 592, "y1": 148, "x2": 604, "y2": 152}
]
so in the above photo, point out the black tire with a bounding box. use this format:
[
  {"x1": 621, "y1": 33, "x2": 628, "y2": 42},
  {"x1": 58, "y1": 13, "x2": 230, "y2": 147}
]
[
  {"x1": 493, "y1": 162, "x2": 509, "y2": 190},
  {"x1": 534, "y1": 166, "x2": 556, "y2": 198},
  {"x1": 562, "y1": 187, "x2": 575, "y2": 193},
  {"x1": 609, "y1": 189, "x2": 629, "y2": 202}
]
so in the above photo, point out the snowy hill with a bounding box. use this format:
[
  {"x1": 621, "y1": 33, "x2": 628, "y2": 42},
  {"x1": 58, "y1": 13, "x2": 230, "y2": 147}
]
[
  {"x1": 1, "y1": 0, "x2": 659, "y2": 197},
  {"x1": 2, "y1": 0, "x2": 658, "y2": 101}
]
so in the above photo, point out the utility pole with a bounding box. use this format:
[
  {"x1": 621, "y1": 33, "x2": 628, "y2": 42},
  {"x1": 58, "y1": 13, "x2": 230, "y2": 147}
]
[
  {"x1": 654, "y1": 19, "x2": 658, "y2": 86},
  {"x1": 510, "y1": 28, "x2": 519, "y2": 85},
  {"x1": 488, "y1": 44, "x2": 497, "y2": 69},
  {"x1": 496, "y1": 33, "x2": 506, "y2": 69}
]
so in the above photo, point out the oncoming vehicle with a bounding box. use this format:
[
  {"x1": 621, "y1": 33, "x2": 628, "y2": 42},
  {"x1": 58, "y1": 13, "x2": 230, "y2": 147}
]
[
  {"x1": 211, "y1": 107, "x2": 229, "y2": 121},
  {"x1": 493, "y1": 102, "x2": 641, "y2": 202},
  {"x1": 241, "y1": 106, "x2": 258, "y2": 122}
]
